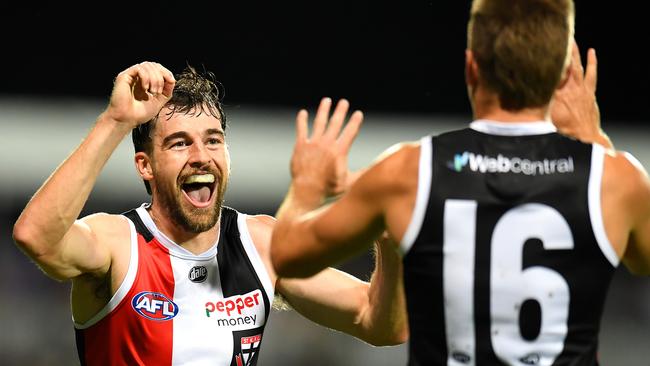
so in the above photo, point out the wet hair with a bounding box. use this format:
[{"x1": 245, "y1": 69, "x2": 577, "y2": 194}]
[
  {"x1": 467, "y1": 0, "x2": 574, "y2": 110},
  {"x1": 131, "y1": 65, "x2": 227, "y2": 195}
]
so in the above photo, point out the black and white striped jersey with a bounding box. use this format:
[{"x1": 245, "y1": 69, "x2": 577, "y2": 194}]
[{"x1": 400, "y1": 120, "x2": 618, "y2": 366}]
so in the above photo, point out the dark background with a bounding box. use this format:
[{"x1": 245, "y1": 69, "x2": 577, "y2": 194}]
[{"x1": 1, "y1": 1, "x2": 646, "y2": 123}]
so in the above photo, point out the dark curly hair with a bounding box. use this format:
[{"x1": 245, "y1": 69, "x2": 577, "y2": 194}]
[{"x1": 131, "y1": 64, "x2": 227, "y2": 195}]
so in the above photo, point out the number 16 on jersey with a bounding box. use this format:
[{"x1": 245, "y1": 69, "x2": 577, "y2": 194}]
[{"x1": 444, "y1": 199, "x2": 572, "y2": 365}]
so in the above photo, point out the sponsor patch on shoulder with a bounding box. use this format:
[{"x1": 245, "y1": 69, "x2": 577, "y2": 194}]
[{"x1": 132, "y1": 291, "x2": 179, "y2": 321}]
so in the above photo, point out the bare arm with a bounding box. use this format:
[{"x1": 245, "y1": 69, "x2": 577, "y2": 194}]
[
  {"x1": 264, "y1": 98, "x2": 411, "y2": 344},
  {"x1": 268, "y1": 99, "x2": 415, "y2": 344},
  {"x1": 269, "y1": 94, "x2": 421, "y2": 277},
  {"x1": 277, "y1": 234, "x2": 408, "y2": 346},
  {"x1": 12, "y1": 62, "x2": 175, "y2": 280},
  {"x1": 273, "y1": 153, "x2": 409, "y2": 277},
  {"x1": 251, "y1": 212, "x2": 408, "y2": 346},
  {"x1": 270, "y1": 97, "x2": 383, "y2": 278},
  {"x1": 610, "y1": 153, "x2": 650, "y2": 274}
]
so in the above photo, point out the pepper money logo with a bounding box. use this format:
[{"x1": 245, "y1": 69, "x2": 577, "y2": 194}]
[
  {"x1": 448, "y1": 151, "x2": 574, "y2": 175},
  {"x1": 205, "y1": 289, "x2": 263, "y2": 328},
  {"x1": 132, "y1": 291, "x2": 179, "y2": 321}
]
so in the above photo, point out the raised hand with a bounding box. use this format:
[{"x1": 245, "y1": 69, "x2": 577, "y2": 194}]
[
  {"x1": 104, "y1": 61, "x2": 176, "y2": 128},
  {"x1": 291, "y1": 97, "x2": 364, "y2": 198},
  {"x1": 551, "y1": 40, "x2": 612, "y2": 148}
]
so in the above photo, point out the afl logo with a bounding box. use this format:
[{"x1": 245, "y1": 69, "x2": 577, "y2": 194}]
[
  {"x1": 189, "y1": 265, "x2": 208, "y2": 283},
  {"x1": 132, "y1": 291, "x2": 179, "y2": 321}
]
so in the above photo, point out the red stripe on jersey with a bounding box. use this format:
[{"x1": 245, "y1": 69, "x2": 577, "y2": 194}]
[{"x1": 80, "y1": 234, "x2": 176, "y2": 365}]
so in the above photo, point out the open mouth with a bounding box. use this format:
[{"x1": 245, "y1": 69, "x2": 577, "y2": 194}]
[{"x1": 181, "y1": 174, "x2": 216, "y2": 208}]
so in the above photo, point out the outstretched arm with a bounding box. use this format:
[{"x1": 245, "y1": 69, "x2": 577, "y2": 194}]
[
  {"x1": 12, "y1": 62, "x2": 175, "y2": 280},
  {"x1": 551, "y1": 40, "x2": 613, "y2": 149},
  {"x1": 270, "y1": 96, "x2": 420, "y2": 277},
  {"x1": 249, "y1": 212, "x2": 408, "y2": 346},
  {"x1": 270, "y1": 97, "x2": 378, "y2": 278},
  {"x1": 268, "y1": 98, "x2": 409, "y2": 344},
  {"x1": 277, "y1": 234, "x2": 408, "y2": 346}
]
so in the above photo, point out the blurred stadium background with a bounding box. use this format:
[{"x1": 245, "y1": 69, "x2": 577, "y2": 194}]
[{"x1": 1, "y1": 2, "x2": 648, "y2": 365}]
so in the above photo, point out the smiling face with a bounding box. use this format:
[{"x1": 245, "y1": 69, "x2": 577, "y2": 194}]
[{"x1": 139, "y1": 106, "x2": 230, "y2": 233}]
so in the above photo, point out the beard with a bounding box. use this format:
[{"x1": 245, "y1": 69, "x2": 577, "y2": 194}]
[{"x1": 156, "y1": 173, "x2": 228, "y2": 234}]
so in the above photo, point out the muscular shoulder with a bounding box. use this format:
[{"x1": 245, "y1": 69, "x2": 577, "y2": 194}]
[
  {"x1": 359, "y1": 141, "x2": 421, "y2": 195},
  {"x1": 77, "y1": 212, "x2": 131, "y2": 271},
  {"x1": 245, "y1": 214, "x2": 276, "y2": 236},
  {"x1": 604, "y1": 150, "x2": 650, "y2": 217},
  {"x1": 245, "y1": 214, "x2": 278, "y2": 283},
  {"x1": 79, "y1": 212, "x2": 131, "y2": 242},
  {"x1": 80, "y1": 212, "x2": 129, "y2": 228},
  {"x1": 606, "y1": 151, "x2": 650, "y2": 190},
  {"x1": 374, "y1": 140, "x2": 421, "y2": 167},
  {"x1": 245, "y1": 214, "x2": 276, "y2": 255}
]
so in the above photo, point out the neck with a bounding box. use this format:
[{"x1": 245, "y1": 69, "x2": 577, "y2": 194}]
[
  {"x1": 471, "y1": 87, "x2": 550, "y2": 123},
  {"x1": 147, "y1": 202, "x2": 220, "y2": 255}
]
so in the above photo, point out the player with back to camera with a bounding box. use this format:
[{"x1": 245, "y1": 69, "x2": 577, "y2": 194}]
[{"x1": 270, "y1": 0, "x2": 650, "y2": 364}]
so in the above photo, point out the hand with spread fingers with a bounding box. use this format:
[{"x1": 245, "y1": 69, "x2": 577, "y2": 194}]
[
  {"x1": 551, "y1": 40, "x2": 613, "y2": 148},
  {"x1": 290, "y1": 97, "x2": 364, "y2": 199}
]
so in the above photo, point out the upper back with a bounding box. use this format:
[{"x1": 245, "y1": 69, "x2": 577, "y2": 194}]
[{"x1": 400, "y1": 121, "x2": 618, "y2": 366}]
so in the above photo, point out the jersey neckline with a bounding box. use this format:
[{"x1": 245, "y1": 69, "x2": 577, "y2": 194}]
[
  {"x1": 136, "y1": 203, "x2": 219, "y2": 260},
  {"x1": 470, "y1": 119, "x2": 557, "y2": 136}
]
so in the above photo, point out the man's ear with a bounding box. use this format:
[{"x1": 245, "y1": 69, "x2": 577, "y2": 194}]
[
  {"x1": 465, "y1": 49, "x2": 479, "y2": 88},
  {"x1": 135, "y1": 152, "x2": 154, "y2": 181}
]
